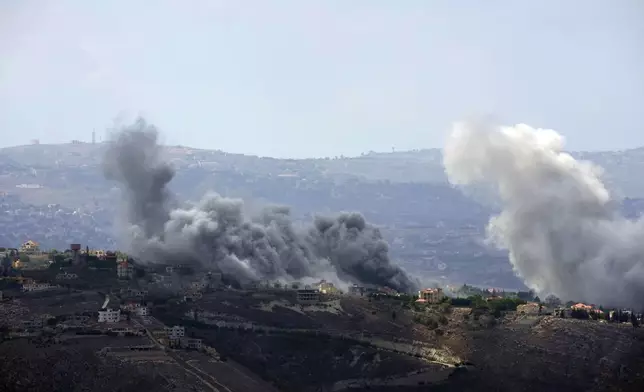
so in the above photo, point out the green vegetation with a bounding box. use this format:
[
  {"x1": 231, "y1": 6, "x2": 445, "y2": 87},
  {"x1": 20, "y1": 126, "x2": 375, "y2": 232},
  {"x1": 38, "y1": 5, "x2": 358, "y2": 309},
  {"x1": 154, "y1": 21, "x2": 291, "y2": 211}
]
[
  {"x1": 53, "y1": 254, "x2": 67, "y2": 263},
  {"x1": 87, "y1": 258, "x2": 117, "y2": 270},
  {"x1": 571, "y1": 309, "x2": 590, "y2": 319},
  {"x1": 413, "y1": 313, "x2": 448, "y2": 330},
  {"x1": 517, "y1": 290, "x2": 536, "y2": 301},
  {"x1": 487, "y1": 297, "x2": 527, "y2": 312},
  {"x1": 450, "y1": 295, "x2": 527, "y2": 319},
  {"x1": 450, "y1": 297, "x2": 472, "y2": 307}
]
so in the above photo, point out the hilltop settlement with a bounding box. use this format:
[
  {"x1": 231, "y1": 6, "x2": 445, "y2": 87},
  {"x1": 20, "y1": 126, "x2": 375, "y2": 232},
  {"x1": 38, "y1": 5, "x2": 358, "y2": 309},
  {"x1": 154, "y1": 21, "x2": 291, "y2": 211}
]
[{"x1": 1, "y1": 239, "x2": 643, "y2": 392}]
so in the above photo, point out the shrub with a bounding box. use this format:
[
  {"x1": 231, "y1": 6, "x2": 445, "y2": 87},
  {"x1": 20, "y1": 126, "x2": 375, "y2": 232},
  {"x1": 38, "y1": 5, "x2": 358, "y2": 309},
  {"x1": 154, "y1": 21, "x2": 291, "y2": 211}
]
[
  {"x1": 414, "y1": 314, "x2": 440, "y2": 330},
  {"x1": 451, "y1": 297, "x2": 472, "y2": 307},
  {"x1": 571, "y1": 309, "x2": 589, "y2": 319}
]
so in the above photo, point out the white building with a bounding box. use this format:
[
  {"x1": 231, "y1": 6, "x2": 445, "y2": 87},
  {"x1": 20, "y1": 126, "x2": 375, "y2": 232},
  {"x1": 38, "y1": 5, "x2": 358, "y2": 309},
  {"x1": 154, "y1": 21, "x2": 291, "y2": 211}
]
[
  {"x1": 136, "y1": 306, "x2": 149, "y2": 316},
  {"x1": 98, "y1": 308, "x2": 121, "y2": 323},
  {"x1": 164, "y1": 325, "x2": 185, "y2": 340},
  {"x1": 417, "y1": 288, "x2": 444, "y2": 304},
  {"x1": 22, "y1": 282, "x2": 53, "y2": 292}
]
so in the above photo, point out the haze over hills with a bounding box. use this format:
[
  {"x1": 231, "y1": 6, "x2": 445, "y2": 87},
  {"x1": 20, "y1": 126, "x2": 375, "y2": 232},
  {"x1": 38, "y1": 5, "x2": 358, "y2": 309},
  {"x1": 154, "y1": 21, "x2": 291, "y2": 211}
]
[
  {"x1": 3, "y1": 142, "x2": 644, "y2": 194},
  {"x1": 1, "y1": 141, "x2": 643, "y2": 289}
]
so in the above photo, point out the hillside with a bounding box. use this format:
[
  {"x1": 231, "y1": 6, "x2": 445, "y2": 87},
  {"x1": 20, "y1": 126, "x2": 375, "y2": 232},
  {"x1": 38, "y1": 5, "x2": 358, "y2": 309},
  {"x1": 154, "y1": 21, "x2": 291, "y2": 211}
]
[
  {"x1": 152, "y1": 291, "x2": 644, "y2": 392},
  {"x1": 1, "y1": 142, "x2": 643, "y2": 288},
  {"x1": 3, "y1": 143, "x2": 644, "y2": 194}
]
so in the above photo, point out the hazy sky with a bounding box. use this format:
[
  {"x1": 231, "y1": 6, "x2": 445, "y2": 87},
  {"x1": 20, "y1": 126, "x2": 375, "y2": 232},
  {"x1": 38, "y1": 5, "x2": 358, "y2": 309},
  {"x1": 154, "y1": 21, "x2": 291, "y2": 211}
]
[{"x1": 1, "y1": 0, "x2": 643, "y2": 158}]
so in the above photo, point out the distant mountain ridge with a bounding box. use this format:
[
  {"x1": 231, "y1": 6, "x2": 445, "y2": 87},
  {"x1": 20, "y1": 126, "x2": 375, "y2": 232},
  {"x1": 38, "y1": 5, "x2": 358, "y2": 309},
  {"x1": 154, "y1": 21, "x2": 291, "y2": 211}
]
[
  {"x1": 2, "y1": 142, "x2": 643, "y2": 196},
  {"x1": 1, "y1": 142, "x2": 643, "y2": 289}
]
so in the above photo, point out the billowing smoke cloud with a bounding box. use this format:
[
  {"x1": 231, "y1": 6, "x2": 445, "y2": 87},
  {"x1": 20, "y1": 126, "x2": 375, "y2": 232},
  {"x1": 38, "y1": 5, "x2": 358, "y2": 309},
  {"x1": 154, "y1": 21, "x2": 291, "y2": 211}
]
[
  {"x1": 103, "y1": 118, "x2": 418, "y2": 293},
  {"x1": 443, "y1": 120, "x2": 644, "y2": 307}
]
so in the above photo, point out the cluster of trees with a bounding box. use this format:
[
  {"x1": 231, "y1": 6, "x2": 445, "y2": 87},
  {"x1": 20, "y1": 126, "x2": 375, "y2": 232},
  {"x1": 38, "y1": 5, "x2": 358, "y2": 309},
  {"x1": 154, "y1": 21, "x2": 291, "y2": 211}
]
[
  {"x1": 450, "y1": 295, "x2": 527, "y2": 312},
  {"x1": 569, "y1": 307, "x2": 640, "y2": 327},
  {"x1": 413, "y1": 313, "x2": 449, "y2": 330}
]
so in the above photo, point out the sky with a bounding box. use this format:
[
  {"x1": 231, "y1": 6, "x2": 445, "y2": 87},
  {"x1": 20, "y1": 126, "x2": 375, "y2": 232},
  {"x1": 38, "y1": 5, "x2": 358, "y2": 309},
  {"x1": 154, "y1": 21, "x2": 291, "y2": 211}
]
[{"x1": 1, "y1": 0, "x2": 643, "y2": 158}]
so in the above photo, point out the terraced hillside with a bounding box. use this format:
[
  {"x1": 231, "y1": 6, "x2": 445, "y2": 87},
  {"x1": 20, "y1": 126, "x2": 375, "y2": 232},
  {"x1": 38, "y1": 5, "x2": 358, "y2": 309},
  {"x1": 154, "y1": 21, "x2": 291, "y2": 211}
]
[{"x1": 152, "y1": 290, "x2": 644, "y2": 392}]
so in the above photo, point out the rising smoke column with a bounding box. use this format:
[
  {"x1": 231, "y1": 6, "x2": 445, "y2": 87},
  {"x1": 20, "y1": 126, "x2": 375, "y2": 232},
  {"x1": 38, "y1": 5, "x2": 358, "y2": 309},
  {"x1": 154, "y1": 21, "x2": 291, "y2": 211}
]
[
  {"x1": 103, "y1": 118, "x2": 175, "y2": 239},
  {"x1": 443, "y1": 120, "x2": 644, "y2": 307},
  {"x1": 103, "y1": 118, "x2": 419, "y2": 293}
]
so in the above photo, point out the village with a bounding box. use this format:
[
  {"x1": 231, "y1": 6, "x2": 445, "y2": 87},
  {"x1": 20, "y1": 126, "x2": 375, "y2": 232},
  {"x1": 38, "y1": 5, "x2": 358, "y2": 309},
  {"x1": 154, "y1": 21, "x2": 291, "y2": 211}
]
[
  {"x1": 1, "y1": 239, "x2": 643, "y2": 391},
  {"x1": 2, "y1": 239, "x2": 641, "y2": 338}
]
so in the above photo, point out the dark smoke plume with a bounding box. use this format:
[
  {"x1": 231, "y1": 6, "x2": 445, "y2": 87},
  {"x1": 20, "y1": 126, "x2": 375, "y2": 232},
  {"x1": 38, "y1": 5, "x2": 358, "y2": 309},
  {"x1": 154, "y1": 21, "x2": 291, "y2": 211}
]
[
  {"x1": 103, "y1": 118, "x2": 418, "y2": 293},
  {"x1": 443, "y1": 120, "x2": 644, "y2": 307}
]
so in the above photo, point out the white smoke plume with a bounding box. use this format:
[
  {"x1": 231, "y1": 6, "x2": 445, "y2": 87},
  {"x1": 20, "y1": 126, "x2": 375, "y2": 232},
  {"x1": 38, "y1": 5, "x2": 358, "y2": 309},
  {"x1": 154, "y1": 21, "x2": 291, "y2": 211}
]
[
  {"x1": 443, "y1": 120, "x2": 644, "y2": 307},
  {"x1": 103, "y1": 118, "x2": 419, "y2": 293}
]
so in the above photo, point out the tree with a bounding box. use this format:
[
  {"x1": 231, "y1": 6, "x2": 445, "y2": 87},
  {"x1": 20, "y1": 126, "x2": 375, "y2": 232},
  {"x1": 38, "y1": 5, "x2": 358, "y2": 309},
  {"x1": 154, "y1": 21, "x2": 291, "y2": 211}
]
[
  {"x1": 469, "y1": 295, "x2": 488, "y2": 309},
  {"x1": 451, "y1": 297, "x2": 472, "y2": 307},
  {"x1": 533, "y1": 296, "x2": 541, "y2": 303},
  {"x1": 517, "y1": 290, "x2": 535, "y2": 301},
  {"x1": 571, "y1": 309, "x2": 589, "y2": 319},
  {"x1": 0, "y1": 324, "x2": 9, "y2": 340},
  {"x1": 631, "y1": 313, "x2": 639, "y2": 329}
]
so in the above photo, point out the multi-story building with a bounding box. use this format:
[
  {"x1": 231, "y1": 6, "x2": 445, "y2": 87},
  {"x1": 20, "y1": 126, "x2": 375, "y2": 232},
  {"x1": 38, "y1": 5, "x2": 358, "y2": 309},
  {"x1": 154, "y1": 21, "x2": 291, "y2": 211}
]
[
  {"x1": 164, "y1": 325, "x2": 185, "y2": 340},
  {"x1": 19, "y1": 240, "x2": 40, "y2": 254},
  {"x1": 317, "y1": 280, "x2": 339, "y2": 294},
  {"x1": 98, "y1": 308, "x2": 121, "y2": 323},
  {"x1": 296, "y1": 289, "x2": 321, "y2": 304},
  {"x1": 117, "y1": 261, "x2": 134, "y2": 279},
  {"x1": 180, "y1": 337, "x2": 202, "y2": 350},
  {"x1": 417, "y1": 288, "x2": 444, "y2": 304}
]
